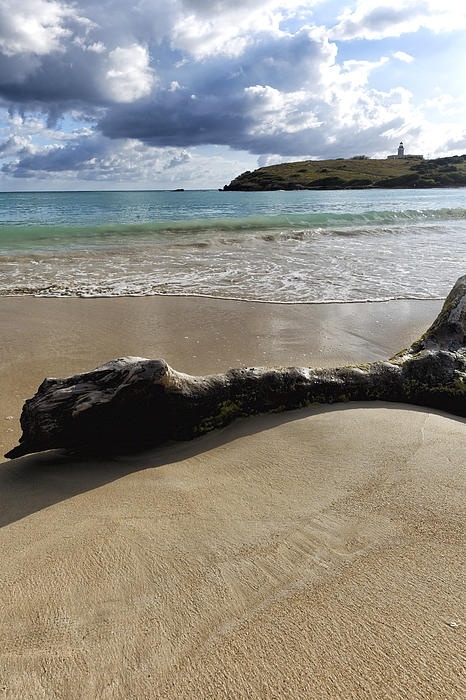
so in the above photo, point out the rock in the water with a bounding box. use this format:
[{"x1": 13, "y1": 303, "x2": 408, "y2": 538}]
[{"x1": 5, "y1": 276, "x2": 466, "y2": 459}]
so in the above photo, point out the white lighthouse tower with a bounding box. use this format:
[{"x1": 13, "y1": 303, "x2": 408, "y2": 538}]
[{"x1": 387, "y1": 142, "x2": 423, "y2": 160}]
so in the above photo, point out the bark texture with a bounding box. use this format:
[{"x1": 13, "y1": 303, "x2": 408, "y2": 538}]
[{"x1": 5, "y1": 276, "x2": 465, "y2": 459}]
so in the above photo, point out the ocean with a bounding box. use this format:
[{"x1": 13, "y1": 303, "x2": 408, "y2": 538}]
[{"x1": 0, "y1": 188, "x2": 464, "y2": 303}]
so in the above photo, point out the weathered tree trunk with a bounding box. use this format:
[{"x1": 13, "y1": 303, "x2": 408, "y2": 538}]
[{"x1": 5, "y1": 276, "x2": 465, "y2": 459}]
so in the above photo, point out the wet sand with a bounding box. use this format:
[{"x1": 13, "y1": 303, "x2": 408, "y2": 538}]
[{"x1": 0, "y1": 296, "x2": 464, "y2": 699}]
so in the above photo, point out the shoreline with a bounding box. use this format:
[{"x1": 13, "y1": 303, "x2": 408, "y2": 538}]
[
  {"x1": 0, "y1": 290, "x2": 449, "y2": 303},
  {"x1": 0, "y1": 294, "x2": 464, "y2": 699}
]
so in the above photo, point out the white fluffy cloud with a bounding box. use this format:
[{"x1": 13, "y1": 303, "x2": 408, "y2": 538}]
[
  {"x1": 0, "y1": 0, "x2": 76, "y2": 56},
  {"x1": 392, "y1": 51, "x2": 414, "y2": 63},
  {"x1": 105, "y1": 45, "x2": 155, "y2": 102},
  {"x1": 171, "y1": 0, "x2": 308, "y2": 57}
]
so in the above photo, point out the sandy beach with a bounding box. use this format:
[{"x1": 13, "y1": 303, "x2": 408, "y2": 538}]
[{"x1": 0, "y1": 296, "x2": 464, "y2": 699}]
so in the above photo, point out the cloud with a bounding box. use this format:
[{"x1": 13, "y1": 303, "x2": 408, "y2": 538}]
[
  {"x1": 392, "y1": 50, "x2": 414, "y2": 63},
  {"x1": 331, "y1": 0, "x2": 466, "y2": 41},
  {"x1": 1, "y1": 130, "x2": 193, "y2": 182},
  {"x1": 105, "y1": 45, "x2": 156, "y2": 102},
  {"x1": 0, "y1": 0, "x2": 76, "y2": 56},
  {"x1": 170, "y1": 0, "x2": 304, "y2": 57},
  {"x1": 0, "y1": 134, "x2": 31, "y2": 155}
]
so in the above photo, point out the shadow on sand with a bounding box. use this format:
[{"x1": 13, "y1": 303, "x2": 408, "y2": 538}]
[{"x1": 0, "y1": 402, "x2": 464, "y2": 530}]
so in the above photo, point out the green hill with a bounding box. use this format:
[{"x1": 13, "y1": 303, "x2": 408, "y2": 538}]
[{"x1": 223, "y1": 154, "x2": 466, "y2": 191}]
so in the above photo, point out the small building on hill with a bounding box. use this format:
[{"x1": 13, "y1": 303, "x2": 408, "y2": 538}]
[{"x1": 387, "y1": 142, "x2": 424, "y2": 159}]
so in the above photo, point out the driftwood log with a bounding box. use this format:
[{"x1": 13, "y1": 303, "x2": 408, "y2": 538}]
[{"x1": 5, "y1": 276, "x2": 466, "y2": 459}]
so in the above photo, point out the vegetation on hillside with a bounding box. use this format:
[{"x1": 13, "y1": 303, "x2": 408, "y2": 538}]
[{"x1": 223, "y1": 154, "x2": 466, "y2": 190}]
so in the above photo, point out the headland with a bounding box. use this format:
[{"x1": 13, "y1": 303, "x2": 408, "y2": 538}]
[{"x1": 223, "y1": 153, "x2": 466, "y2": 190}]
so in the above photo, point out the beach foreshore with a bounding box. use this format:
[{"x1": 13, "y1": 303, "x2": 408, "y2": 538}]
[{"x1": 0, "y1": 296, "x2": 464, "y2": 699}]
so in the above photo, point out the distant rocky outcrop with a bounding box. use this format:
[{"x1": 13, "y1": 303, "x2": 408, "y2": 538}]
[
  {"x1": 5, "y1": 276, "x2": 466, "y2": 459},
  {"x1": 223, "y1": 155, "x2": 466, "y2": 191}
]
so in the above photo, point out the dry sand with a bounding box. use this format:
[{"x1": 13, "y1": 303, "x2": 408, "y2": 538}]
[{"x1": 0, "y1": 296, "x2": 464, "y2": 699}]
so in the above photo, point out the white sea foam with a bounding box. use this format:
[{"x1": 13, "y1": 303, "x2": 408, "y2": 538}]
[{"x1": 0, "y1": 189, "x2": 465, "y2": 302}]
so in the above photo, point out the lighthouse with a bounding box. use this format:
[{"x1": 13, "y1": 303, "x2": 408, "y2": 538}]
[{"x1": 387, "y1": 142, "x2": 423, "y2": 160}]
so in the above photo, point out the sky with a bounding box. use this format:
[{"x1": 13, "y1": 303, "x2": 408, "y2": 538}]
[{"x1": 0, "y1": 0, "x2": 465, "y2": 190}]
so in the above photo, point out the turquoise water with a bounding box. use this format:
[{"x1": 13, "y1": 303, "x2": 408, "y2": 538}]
[{"x1": 0, "y1": 188, "x2": 465, "y2": 302}]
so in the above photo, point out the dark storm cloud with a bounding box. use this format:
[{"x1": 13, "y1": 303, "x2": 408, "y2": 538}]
[
  {"x1": 0, "y1": 51, "x2": 106, "y2": 108},
  {"x1": 98, "y1": 90, "x2": 252, "y2": 147}
]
